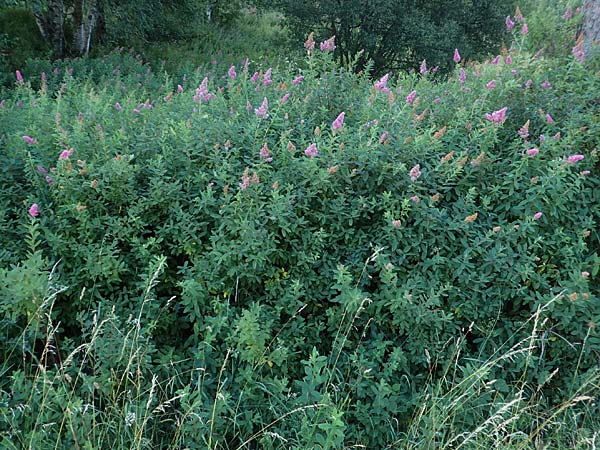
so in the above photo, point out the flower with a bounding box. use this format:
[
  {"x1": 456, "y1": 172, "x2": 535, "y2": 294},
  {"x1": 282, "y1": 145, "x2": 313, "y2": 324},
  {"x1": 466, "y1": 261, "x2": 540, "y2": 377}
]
[
  {"x1": 22, "y1": 135, "x2": 37, "y2": 144},
  {"x1": 491, "y1": 55, "x2": 501, "y2": 64},
  {"x1": 304, "y1": 32, "x2": 315, "y2": 51},
  {"x1": 546, "y1": 113, "x2": 554, "y2": 123},
  {"x1": 28, "y1": 203, "x2": 39, "y2": 217},
  {"x1": 254, "y1": 97, "x2": 269, "y2": 118},
  {"x1": 533, "y1": 212, "x2": 543, "y2": 220},
  {"x1": 526, "y1": 148, "x2": 539, "y2": 157},
  {"x1": 453, "y1": 48, "x2": 461, "y2": 63},
  {"x1": 506, "y1": 15, "x2": 515, "y2": 30},
  {"x1": 177, "y1": 84, "x2": 184, "y2": 93},
  {"x1": 459, "y1": 68, "x2": 466, "y2": 84},
  {"x1": 250, "y1": 71, "x2": 260, "y2": 83},
  {"x1": 410, "y1": 196, "x2": 420, "y2": 203},
  {"x1": 228, "y1": 65, "x2": 237, "y2": 79},
  {"x1": 59, "y1": 149, "x2": 74, "y2": 160},
  {"x1": 582, "y1": 271, "x2": 590, "y2": 279},
  {"x1": 292, "y1": 75, "x2": 304, "y2": 85},
  {"x1": 464, "y1": 212, "x2": 478, "y2": 223},
  {"x1": 486, "y1": 79, "x2": 496, "y2": 90},
  {"x1": 16, "y1": 70, "x2": 24, "y2": 84},
  {"x1": 280, "y1": 93, "x2": 290, "y2": 103},
  {"x1": 115, "y1": 102, "x2": 122, "y2": 111},
  {"x1": 420, "y1": 59, "x2": 428, "y2": 75},
  {"x1": 485, "y1": 106, "x2": 508, "y2": 126},
  {"x1": 262, "y1": 68, "x2": 273, "y2": 86},
  {"x1": 525, "y1": 79, "x2": 533, "y2": 88},
  {"x1": 259, "y1": 143, "x2": 272, "y2": 162},
  {"x1": 521, "y1": 23, "x2": 529, "y2": 35},
  {"x1": 379, "y1": 131, "x2": 389, "y2": 143},
  {"x1": 518, "y1": 120, "x2": 530, "y2": 138},
  {"x1": 409, "y1": 164, "x2": 421, "y2": 181},
  {"x1": 37, "y1": 165, "x2": 47, "y2": 175},
  {"x1": 406, "y1": 90, "x2": 417, "y2": 103},
  {"x1": 392, "y1": 219, "x2": 402, "y2": 228},
  {"x1": 563, "y1": 6, "x2": 572, "y2": 20},
  {"x1": 505, "y1": 55, "x2": 512, "y2": 65},
  {"x1": 319, "y1": 36, "x2": 336, "y2": 52},
  {"x1": 567, "y1": 154, "x2": 584, "y2": 163},
  {"x1": 304, "y1": 143, "x2": 318, "y2": 157},
  {"x1": 374, "y1": 74, "x2": 390, "y2": 92},
  {"x1": 332, "y1": 112, "x2": 345, "y2": 131},
  {"x1": 541, "y1": 80, "x2": 551, "y2": 89}
]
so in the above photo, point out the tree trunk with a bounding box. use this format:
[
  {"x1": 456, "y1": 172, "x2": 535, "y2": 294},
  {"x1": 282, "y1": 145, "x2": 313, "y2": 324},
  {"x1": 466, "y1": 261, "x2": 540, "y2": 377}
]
[
  {"x1": 32, "y1": 0, "x2": 65, "y2": 59},
  {"x1": 72, "y1": 0, "x2": 99, "y2": 57},
  {"x1": 582, "y1": 0, "x2": 600, "y2": 59}
]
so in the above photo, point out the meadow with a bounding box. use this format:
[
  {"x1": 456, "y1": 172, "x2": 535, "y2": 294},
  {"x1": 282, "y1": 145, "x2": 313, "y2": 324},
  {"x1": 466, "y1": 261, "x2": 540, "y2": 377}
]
[{"x1": 0, "y1": 1, "x2": 599, "y2": 449}]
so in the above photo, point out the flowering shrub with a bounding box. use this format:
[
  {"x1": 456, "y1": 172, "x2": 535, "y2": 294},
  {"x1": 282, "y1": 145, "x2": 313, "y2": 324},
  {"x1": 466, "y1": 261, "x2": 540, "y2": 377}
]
[{"x1": 0, "y1": 3, "x2": 598, "y2": 448}]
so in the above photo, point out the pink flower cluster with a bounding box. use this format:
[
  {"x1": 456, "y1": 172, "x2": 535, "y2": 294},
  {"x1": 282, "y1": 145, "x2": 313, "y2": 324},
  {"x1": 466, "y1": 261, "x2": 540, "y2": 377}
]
[
  {"x1": 409, "y1": 164, "x2": 421, "y2": 181},
  {"x1": 485, "y1": 107, "x2": 507, "y2": 126},
  {"x1": 239, "y1": 168, "x2": 259, "y2": 190},
  {"x1": 194, "y1": 77, "x2": 215, "y2": 103},
  {"x1": 332, "y1": 112, "x2": 345, "y2": 131},
  {"x1": 305, "y1": 143, "x2": 318, "y2": 157},
  {"x1": 374, "y1": 74, "x2": 390, "y2": 93},
  {"x1": 254, "y1": 97, "x2": 269, "y2": 118},
  {"x1": 319, "y1": 36, "x2": 336, "y2": 52}
]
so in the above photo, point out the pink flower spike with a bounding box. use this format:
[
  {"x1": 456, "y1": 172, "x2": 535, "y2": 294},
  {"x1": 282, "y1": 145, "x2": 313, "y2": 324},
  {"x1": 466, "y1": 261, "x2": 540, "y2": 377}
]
[
  {"x1": 505, "y1": 55, "x2": 512, "y2": 65},
  {"x1": 37, "y1": 165, "x2": 47, "y2": 175},
  {"x1": 177, "y1": 84, "x2": 184, "y2": 93},
  {"x1": 406, "y1": 90, "x2": 417, "y2": 103},
  {"x1": 491, "y1": 55, "x2": 501, "y2": 65},
  {"x1": 563, "y1": 6, "x2": 572, "y2": 20},
  {"x1": 485, "y1": 106, "x2": 507, "y2": 126},
  {"x1": 228, "y1": 65, "x2": 237, "y2": 79},
  {"x1": 115, "y1": 102, "x2": 122, "y2": 111},
  {"x1": 567, "y1": 154, "x2": 584, "y2": 163},
  {"x1": 410, "y1": 196, "x2": 420, "y2": 203},
  {"x1": 581, "y1": 271, "x2": 590, "y2": 278},
  {"x1": 545, "y1": 113, "x2": 554, "y2": 123},
  {"x1": 292, "y1": 75, "x2": 304, "y2": 85},
  {"x1": 453, "y1": 48, "x2": 461, "y2": 63},
  {"x1": 580, "y1": 170, "x2": 590, "y2": 176},
  {"x1": 533, "y1": 212, "x2": 543, "y2": 220},
  {"x1": 28, "y1": 203, "x2": 39, "y2": 218},
  {"x1": 521, "y1": 23, "x2": 528, "y2": 35},
  {"x1": 409, "y1": 164, "x2": 421, "y2": 181},
  {"x1": 304, "y1": 143, "x2": 318, "y2": 157},
  {"x1": 486, "y1": 79, "x2": 496, "y2": 90},
  {"x1": 251, "y1": 71, "x2": 260, "y2": 83},
  {"x1": 526, "y1": 148, "x2": 539, "y2": 157},
  {"x1": 374, "y1": 74, "x2": 389, "y2": 91},
  {"x1": 59, "y1": 149, "x2": 74, "y2": 160},
  {"x1": 262, "y1": 68, "x2": 273, "y2": 86},
  {"x1": 506, "y1": 16, "x2": 515, "y2": 30},
  {"x1": 22, "y1": 135, "x2": 37, "y2": 144},
  {"x1": 332, "y1": 112, "x2": 345, "y2": 131},
  {"x1": 280, "y1": 93, "x2": 290, "y2": 103},
  {"x1": 16, "y1": 70, "x2": 24, "y2": 83},
  {"x1": 541, "y1": 80, "x2": 551, "y2": 89},
  {"x1": 319, "y1": 36, "x2": 336, "y2": 52},
  {"x1": 254, "y1": 97, "x2": 269, "y2": 118},
  {"x1": 133, "y1": 108, "x2": 140, "y2": 114},
  {"x1": 420, "y1": 59, "x2": 428, "y2": 75},
  {"x1": 459, "y1": 68, "x2": 466, "y2": 84}
]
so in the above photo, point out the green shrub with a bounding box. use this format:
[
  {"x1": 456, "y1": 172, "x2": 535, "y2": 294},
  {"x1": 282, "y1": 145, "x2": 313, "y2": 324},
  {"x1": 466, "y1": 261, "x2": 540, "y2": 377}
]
[{"x1": 0, "y1": 1, "x2": 598, "y2": 447}]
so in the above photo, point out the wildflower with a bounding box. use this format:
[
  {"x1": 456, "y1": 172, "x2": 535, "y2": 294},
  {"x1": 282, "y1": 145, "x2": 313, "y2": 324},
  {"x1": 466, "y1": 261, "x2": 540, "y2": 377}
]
[
  {"x1": 327, "y1": 165, "x2": 339, "y2": 174},
  {"x1": 541, "y1": 80, "x2": 551, "y2": 89},
  {"x1": 59, "y1": 149, "x2": 74, "y2": 160},
  {"x1": 581, "y1": 170, "x2": 590, "y2": 176},
  {"x1": 409, "y1": 164, "x2": 421, "y2": 181},
  {"x1": 410, "y1": 196, "x2": 420, "y2": 202},
  {"x1": 251, "y1": 71, "x2": 260, "y2": 83},
  {"x1": 319, "y1": 36, "x2": 336, "y2": 52},
  {"x1": 37, "y1": 165, "x2": 47, "y2": 175},
  {"x1": 406, "y1": 90, "x2": 417, "y2": 103},
  {"x1": 545, "y1": 113, "x2": 554, "y2": 123},
  {"x1": 486, "y1": 79, "x2": 496, "y2": 90},
  {"x1": 515, "y1": 6, "x2": 523, "y2": 21},
  {"x1": 554, "y1": 132, "x2": 561, "y2": 140},
  {"x1": 133, "y1": 108, "x2": 140, "y2": 114},
  {"x1": 459, "y1": 68, "x2": 466, "y2": 84},
  {"x1": 526, "y1": 148, "x2": 539, "y2": 157},
  {"x1": 287, "y1": 141, "x2": 296, "y2": 152},
  {"x1": 420, "y1": 59, "x2": 428, "y2": 75},
  {"x1": 45, "y1": 175, "x2": 54, "y2": 185},
  {"x1": 379, "y1": 131, "x2": 389, "y2": 143},
  {"x1": 292, "y1": 75, "x2": 304, "y2": 85},
  {"x1": 464, "y1": 212, "x2": 478, "y2": 222},
  {"x1": 453, "y1": 48, "x2": 461, "y2": 63},
  {"x1": 259, "y1": 143, "x2": 272, "y2": 162},
  {"x1": 563, "y1": 6, "x2": 572, "y2": 20},
  {"x1": 470, "y1": 152, "x2": 485, "y2": 166},
  {"x1": 567, "y1": 154, "x2": 584, "y2": 163},
  {"x1": 16, "y1": 70, "x2": 24, "y2": 84},
  {"x1": 492, "y1": 226, "x2": 501, "y2": 232},
  {"x1": 115, "y1": 102, "x2": 122, "y2": 111},
  {"x1": 332, "y1": 112, "x2": 345, "y2": 131},
  {"x1": 431, "y1": 193, "x2": 440, "y2": 202},
  {"x1": 433, "y1": 126, "x2": 447, "y2": 139},
  {"x1": 22, "y1": 135, "x2": 37, "y2": 144},
  {"x1": 304, "y1": 143, "x2": 318, "y2": 157},
  {"x1": 521, "y1": 23, "x2": 528, "y2": 35},
  {"x1": 304, "y1": 32, "x2": 315, "y2": 51},
  {"x1": 525, "y1": 79, "x2": 533, "y2": 88},
  {"x1": 491, "y1": 55, "x2": 501, "y2": 64},
  {"x1": 518, "y1": 120, "x2": 530, "y2": 138},
  {"x1": 441, "y1": 151, "x2": 454, "y2": 163},
  {"x1": 392, "y1": 219, "x2": 402, "y2": 228},
  {"x1": 254, "y1": 97, "x2": 269, "y2": 118},
  {"x1": 228, "y1": 65, "x2": 237, "y2": 79},
  {"x1": 28, "y1": 203, "x2": 39, "y2": 217},
  {"x1": 506, "y1": 16, "x2": 515, "y2": 30},
  {"x1": 581, "y1": 271, "x2": 590, "y2": 279},
  {"x1": 485, "y1": 106, "x2": 508, "y2": 126},
  {"x1": 374, "y1": 74, "x2": 389, "y2": 92},
  {"x1": 433, "y1": 97, "x2": 441, "y2": 103},
  {"x1": 177, "y1": 84, "x2": 183, "y2": 93},
  {"x1": 533, "y1": 212, "x2": 543, "y2": 220},
  {"x1": 505, "y1": 55, "x2": 512, "y2": 65},
  {"x1": 280, "y1": 93, "x2": 290, "y2": 103},
  {"x1": 262, "y1": 68, "x2": 273, "y2": 86}
]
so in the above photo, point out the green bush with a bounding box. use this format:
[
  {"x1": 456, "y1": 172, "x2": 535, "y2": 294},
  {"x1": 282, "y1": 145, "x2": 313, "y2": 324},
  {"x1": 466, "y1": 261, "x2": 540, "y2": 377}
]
[{"x1": 0, "y1": 2, "x2": 599, "y2": 448}]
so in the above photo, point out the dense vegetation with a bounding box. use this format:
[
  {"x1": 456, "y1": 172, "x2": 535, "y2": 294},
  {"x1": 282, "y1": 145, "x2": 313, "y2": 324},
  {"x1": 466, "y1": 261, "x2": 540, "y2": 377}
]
[{"x1": 0, "y1": 1, "x2": 599, "y2": 449}]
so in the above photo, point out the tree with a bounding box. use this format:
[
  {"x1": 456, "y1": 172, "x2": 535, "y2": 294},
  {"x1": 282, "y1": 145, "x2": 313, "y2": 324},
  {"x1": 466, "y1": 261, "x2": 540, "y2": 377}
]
[
  {"x1": 275, "y1": 0, "x2": 516, "y2": 75},
  {"x1": 581, "y1": 0, "x2": 599, "y2": 59}
]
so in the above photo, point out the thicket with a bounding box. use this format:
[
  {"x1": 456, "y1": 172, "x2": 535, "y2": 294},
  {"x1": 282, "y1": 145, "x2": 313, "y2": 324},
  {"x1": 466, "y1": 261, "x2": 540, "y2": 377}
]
[{"x1": 0, "y1": 2, "x2": 599, "y2": 449}]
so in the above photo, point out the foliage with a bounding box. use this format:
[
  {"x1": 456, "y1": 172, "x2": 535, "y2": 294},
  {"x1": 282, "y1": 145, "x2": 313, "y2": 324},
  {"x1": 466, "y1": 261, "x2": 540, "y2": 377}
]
[
  {"x1": 274, "y1": 0, "x2": 518, "y2": 75},
  {"x1": 0, "y1": 1, "x2": 599, "y2": 448}
]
